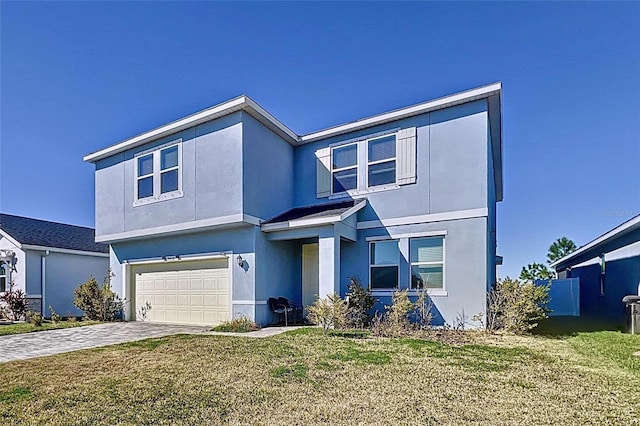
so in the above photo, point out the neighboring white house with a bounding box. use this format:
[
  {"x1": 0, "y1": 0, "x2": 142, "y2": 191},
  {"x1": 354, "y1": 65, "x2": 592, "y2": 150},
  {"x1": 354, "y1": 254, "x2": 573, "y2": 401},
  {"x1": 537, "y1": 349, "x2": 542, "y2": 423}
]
[{"x1": 0, "y1": 213, "x2": 110, "y2": 317}]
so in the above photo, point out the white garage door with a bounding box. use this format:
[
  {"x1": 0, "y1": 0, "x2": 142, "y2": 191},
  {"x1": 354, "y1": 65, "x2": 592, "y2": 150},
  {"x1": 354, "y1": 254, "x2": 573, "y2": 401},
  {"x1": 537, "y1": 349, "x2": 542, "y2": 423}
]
[{"x1": 134, "y1": 259, "x2": 230, "y2": 326}]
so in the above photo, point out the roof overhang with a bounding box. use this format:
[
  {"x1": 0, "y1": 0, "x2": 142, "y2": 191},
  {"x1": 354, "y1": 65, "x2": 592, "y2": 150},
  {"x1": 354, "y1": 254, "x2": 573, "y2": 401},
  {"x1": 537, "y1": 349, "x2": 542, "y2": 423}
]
[
  {"x1": 261, "y1": 200, "x2": 366, "y2": 233},
  {"x1": 551, "y1": 214, "x2": 640, "y2": 271},
  {"x1": 83, "y1": 96, "x2": 299, "y2": 163},
  {"x1": 84, "y1": 82, "x2": 504, "y2": 181}
]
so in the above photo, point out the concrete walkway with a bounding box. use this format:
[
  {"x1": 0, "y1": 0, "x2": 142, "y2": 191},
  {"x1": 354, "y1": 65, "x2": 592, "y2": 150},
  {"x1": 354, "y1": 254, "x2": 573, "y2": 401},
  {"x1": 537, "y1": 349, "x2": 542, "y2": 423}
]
[{"x1": 0, "y1": 322, "x2": 302, "y2": 363}]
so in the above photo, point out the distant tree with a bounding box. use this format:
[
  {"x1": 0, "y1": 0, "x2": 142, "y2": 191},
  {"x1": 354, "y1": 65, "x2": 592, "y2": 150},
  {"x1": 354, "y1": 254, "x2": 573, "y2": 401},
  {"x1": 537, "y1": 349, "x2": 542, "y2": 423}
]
[
  {"x1": 520, "y1": 263, "x2": 554, "y2": 281},
  {"x1": 547, "y1": 237, "x2": 577, "y2": 264}
]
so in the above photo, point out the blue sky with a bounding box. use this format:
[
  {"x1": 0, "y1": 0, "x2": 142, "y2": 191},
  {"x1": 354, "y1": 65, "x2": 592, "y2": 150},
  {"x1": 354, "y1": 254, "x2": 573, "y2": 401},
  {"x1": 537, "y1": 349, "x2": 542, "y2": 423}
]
[{"x1": 1, "y1": 2, "x2": 639, "y2": 278}]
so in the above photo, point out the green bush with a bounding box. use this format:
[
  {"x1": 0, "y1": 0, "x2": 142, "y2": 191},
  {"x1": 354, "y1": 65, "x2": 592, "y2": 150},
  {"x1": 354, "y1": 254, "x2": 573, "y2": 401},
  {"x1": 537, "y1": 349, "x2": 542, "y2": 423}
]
[
  {"x1": 73, "y1": 271, "x2": 124, "y2": 321},
  {"x1": 487, "y1": 277, "x2": 550, "y2": 334},
  {"x1": 371, "y1": 290, "x2": 415, "y2": 337},
  {"x1": 0, "y1": 282, "x2": 28, "y2": 321},
  {"x1": 345, "y1": 277, "x2": 377, "y2": 328},
  {"x1": 49, "y1": 305, "x2": 61, "y2": 324},
  {"x1": 28, "y1": 311, "x2": 43, "y2": 327},
  {"x1": 211, "y1": 317, "x2": 260, "y2": 333},
  {"x1": 307, "y1": 293, "x2": 349, "y2": 335}
]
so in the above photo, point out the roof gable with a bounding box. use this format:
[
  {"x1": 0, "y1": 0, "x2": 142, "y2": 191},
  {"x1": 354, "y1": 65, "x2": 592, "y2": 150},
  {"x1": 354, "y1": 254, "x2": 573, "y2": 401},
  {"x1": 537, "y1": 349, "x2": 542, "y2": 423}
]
[{"x1": 0, "y1": 214, "x2": 108, "y2": 254}]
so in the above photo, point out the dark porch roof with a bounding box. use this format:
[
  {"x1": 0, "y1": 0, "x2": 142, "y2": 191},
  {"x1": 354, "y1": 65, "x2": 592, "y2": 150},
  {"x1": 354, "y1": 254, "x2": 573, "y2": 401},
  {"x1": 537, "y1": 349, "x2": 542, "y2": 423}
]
[
  {"x1": 0, "y1": 213, "x2": 108, "y2": 254},
  {"x1": 262, "y1": 200, "x2": 359, "y2": 225}
]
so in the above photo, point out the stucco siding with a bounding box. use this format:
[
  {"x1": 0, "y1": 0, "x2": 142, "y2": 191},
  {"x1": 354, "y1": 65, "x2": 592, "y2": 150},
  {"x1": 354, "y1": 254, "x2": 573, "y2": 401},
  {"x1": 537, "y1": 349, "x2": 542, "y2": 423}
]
[
  {"x1": 293, "y1": 100, "x2": 489, "y2": 222},
  {"x1": 41, "y1": 251, "x2": 109, "y2": 317},
  {"x1": 94, "y1": 113, "x2": 244, "y2": 239},
  {"x1": 340, "y1": 216, "x2": 488, "y2": 327},
  {"x1": 242, "y1": 113, "x2": 294, "y2": 221}
]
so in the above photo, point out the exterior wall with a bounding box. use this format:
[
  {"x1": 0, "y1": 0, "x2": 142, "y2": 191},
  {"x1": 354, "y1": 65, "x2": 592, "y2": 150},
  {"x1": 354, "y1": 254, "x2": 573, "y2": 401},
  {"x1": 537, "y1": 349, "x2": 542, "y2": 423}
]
[
  {"x1": 536, "y1": 278, "x2": 580, "y2": 316},
  {"x1": 0, "y1": 237, "x2": 26, "y2": 293},
  {"x1": 242, "y1": 113, "x2": 294, "y2": 221},
  {"x1": 108, "y1": 225, "x2": 257, "y2": 321},
  {"x1": 340, "y1": 216, "x2": 488, "y2": 327},
  {"x1": 38, "y1": 251, "x2": 109, "y2": 317},
  {"x1": 571, "y1": 254, "x2": 640, "y2": 323},
  {"x1": 94, "y1": 112, "x2": 244, "y2": 238},
  {"x1": 293, "y1": 100, "x2": 489, "y2": 221},
  {"x1": 254, "y1": 233, "x2": 300, "y2": 325}
]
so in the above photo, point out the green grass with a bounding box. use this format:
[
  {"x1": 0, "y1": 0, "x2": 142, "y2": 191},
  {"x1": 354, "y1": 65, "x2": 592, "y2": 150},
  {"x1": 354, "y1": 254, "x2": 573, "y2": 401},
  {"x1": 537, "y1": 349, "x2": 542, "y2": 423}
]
[
  {"x1": 0, "y1": 320, "x2": 101, "y2": 336},
  {"x1": 0, "y1": 328, "x2": 638, "y2": 425}
]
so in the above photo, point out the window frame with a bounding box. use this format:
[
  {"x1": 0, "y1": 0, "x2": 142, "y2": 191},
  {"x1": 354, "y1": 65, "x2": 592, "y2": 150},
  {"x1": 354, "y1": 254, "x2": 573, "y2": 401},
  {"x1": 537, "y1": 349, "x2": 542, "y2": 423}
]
[
  {"x1": 368, "y1": 240, "x2": 400, "y2": 290},
  {"x1": 0, "y1": 261, "x2": 7, "y2": 293},
  {"x1": 409, "y1": 236, "x2": 446, "y2": 291},
  {"x1": 331, "y1": 142, "x2": 358, "y2": 195},
  {"x1": 133, "y1": 140, "x2": 183, "y2": 206},
  {"x1": 366, "y1": 134, "x2": 397, "y2": 189}
]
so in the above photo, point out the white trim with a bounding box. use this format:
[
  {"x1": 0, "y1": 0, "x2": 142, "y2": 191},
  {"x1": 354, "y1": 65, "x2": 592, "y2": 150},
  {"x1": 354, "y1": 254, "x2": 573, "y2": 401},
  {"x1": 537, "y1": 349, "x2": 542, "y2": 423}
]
[
  {"x1": 551, "y1": 214, "x2": 640, "y2": 268},
  {"x1": 302, "y1": 82, "x2": 502, "y2": 143},
  {"x1": 0, "y1": 229, "x2": 22, "y2": 249},
  {"x1": 124, "y1": 252, "x2": 230, "y2": 265},
  {"x1": 366, "y1": 134, "x2": 397, "y2": 189},
  {"x1": 357, "y1": 207, "x2": 488, "y2": 230},
  {"x1": 261, "y1": 200, "x2": 366, "y2": 233},
  {"x1": 328, "y1": 183, "x2": 400, "y2": 200},
  {"x1": 232, "y1": 300, "x2": 267, "y2": 305},
  {"x1": 96, "y1": 214, "x2": 263, "y2": 243},
  {"x1": 371, "y1": 289, "x2": 448, "y2": 297},
  {"x1": 366, "y1": 230, "x2": 448, "y2": 242},
  {"x1": 369, "y1": 239, "x2": 400, "y2": 291},
  {"x1": 21, "y1": 245, "x2": 109, "y2": 258},
  {"x1": 84, "y1": 96, "x2": 299, "y2": 162},
  {"x1": 84, "y1": 83, "x2": 501, "y2": 162},
  {"x1": 409, "y1": 236, "x2": 446, "y2": 291},
  {"x1": 331, "y1": 143, "x2": 358, "y2": 195},
  {"x1": 133, "y1": 141, "x2": 183, "y2": 207},
  {"x1": 25, "y1": 294, "x2": 42, "y2": 298}
]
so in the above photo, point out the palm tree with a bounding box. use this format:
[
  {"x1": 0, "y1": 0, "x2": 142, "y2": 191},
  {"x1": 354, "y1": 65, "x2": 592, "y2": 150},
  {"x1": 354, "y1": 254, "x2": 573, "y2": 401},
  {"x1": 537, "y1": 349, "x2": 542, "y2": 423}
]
[{"x1": 547, "y1": 237, "x2": 577, "y2": 264}]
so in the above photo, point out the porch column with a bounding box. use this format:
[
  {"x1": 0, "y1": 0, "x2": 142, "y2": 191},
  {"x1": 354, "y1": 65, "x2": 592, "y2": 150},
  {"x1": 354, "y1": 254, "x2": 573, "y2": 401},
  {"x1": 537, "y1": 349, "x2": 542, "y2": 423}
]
[{"x1": 318, "y1": 234, "x2": 340, "y2": 299}]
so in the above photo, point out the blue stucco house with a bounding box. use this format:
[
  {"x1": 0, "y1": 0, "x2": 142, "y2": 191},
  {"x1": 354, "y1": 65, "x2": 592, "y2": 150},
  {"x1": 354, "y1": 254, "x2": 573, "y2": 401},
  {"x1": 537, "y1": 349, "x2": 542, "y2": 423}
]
[
  {"x1": 84, "y1": 83, "x2": 503, "y2": 327},
  {"x1": 551, "y1": 214, "x2": 640, "y2": 326}
]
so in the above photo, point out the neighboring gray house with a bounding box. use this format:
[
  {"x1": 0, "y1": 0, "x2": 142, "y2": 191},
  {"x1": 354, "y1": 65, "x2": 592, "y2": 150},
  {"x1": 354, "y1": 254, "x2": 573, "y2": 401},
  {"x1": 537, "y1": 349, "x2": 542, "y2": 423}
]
[
  {"x1": 84, "y1": 83, "x2": 503, "y2": 327},
  {"x1": 0, "y1": 214, "x2": 109, "y2": 316},
  {"x1": 552, "y1": 214, "x2": 640, "y2": 325}
]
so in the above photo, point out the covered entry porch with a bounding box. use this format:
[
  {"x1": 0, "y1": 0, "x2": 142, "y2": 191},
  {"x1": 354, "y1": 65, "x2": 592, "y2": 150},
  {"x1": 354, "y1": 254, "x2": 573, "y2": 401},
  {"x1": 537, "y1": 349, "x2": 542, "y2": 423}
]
[{"x1": 260, "y1": 200, "x2": 365, "y2": 319}]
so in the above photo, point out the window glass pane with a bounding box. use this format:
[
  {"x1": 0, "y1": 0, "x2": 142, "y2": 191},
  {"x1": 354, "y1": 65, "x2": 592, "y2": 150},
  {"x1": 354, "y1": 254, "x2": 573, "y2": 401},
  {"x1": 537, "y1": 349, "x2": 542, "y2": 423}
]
[
  {"x1": 333, "y1": 169, "x2": 357, "y2": 192},
  {"x1": 368, "y1": 160, "x2": 396, "y2": 187},
  {"x1": 161, "y1": 170, "x2": 179, "y2": 193},
  {"x1": 0, "y1": 276, "x2": 5, "y2": 292},
  {"x1": 368, "y1": 135, "x2": 395, "y2": 162},
  {"x1": 411, "y1": 265, "x2": 443, "y2": 289},
  {"x1": 410, "y1": 237, "x2": 444, "y2": 263},
  {"x1": 332, "y1": 144, "x2": 357, "y2": 169},
  {"x1": 371, "y1": 240, "x2": 398, "y2": 265},
  {"x1": 161, "y1": 146, "x2": 179, "y2": 170},
  {"x1": 137, "y1": 176, "x2": 153, "y2": 199},
  {"x1": 138, "y1": 154, "x2": 153, "y2": 176},
  {"x1": 371, "y1": 266, "x2": 398, "y2": 289}
]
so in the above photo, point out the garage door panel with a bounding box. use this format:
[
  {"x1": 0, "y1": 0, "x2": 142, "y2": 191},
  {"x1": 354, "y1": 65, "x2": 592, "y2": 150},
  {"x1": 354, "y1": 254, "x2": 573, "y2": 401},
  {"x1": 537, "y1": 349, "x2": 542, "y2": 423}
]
[{"x1": 134, "y1": 260, "x2": 230, "y2": 326}]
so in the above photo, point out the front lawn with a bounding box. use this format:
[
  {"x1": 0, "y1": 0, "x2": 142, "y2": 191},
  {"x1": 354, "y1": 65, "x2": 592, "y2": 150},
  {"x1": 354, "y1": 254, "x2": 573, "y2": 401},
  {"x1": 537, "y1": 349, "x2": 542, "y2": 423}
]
[
  {"x1": 0, "y1": 329, "x2": 638, "y2": 424},
  {"x1": 0, "y1": 320, "x2": 101, "y2": 336}
]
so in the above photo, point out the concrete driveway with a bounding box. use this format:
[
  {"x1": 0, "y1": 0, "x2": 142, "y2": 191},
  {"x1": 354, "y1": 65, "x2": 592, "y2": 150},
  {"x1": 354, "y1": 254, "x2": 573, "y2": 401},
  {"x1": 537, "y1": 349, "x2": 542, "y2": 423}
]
[{"x1": 0, "y1": 322, "x2": 210, "y2": 363}]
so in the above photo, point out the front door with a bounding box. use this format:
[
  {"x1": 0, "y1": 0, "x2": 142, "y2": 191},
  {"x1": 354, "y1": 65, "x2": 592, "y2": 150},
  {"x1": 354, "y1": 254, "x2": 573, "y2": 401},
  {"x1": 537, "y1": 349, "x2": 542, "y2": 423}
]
[{"x1": 302, "y1": 243, "x2": 319, "y2": 316}]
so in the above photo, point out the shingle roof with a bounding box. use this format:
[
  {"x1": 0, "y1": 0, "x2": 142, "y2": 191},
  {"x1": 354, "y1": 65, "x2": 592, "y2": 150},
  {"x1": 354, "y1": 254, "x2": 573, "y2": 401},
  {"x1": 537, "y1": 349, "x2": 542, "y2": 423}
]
[
  {"x1": 0, "y1": 213, "x2": 108, "y2": 254},
  {"x1": 262, "y1": 200, "x2": 358, "y2": 224}
]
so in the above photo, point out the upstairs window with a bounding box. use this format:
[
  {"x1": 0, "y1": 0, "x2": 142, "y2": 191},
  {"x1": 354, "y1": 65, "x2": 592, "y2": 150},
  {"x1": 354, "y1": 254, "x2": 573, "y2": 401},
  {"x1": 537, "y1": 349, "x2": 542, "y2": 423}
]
[
  {"x1": 367, "y1": 135, "x2": 396, "y2": 187},
  {"x1": 331, "y1": 143, "x2": 358, "y2": 193},
  {"x1": 410, "y1": 237, "x2": 444, "y2": 290},
  {"x1": 370, "y1": 240, "x2": 399, "y2": 289},
  {"x1": 134, "y1": 141, "x2": 182, "y2": 205}
]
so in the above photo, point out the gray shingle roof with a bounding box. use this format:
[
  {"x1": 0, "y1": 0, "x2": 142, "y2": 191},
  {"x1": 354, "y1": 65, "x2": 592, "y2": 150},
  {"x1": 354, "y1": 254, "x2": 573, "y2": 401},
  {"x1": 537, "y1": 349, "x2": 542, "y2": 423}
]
[
  {"x1": 262, "y1": 200, "x2": 358, "y2": 224},
  {"x1": 0, "y1": 213, "x2": 108, "y2": 254}
]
